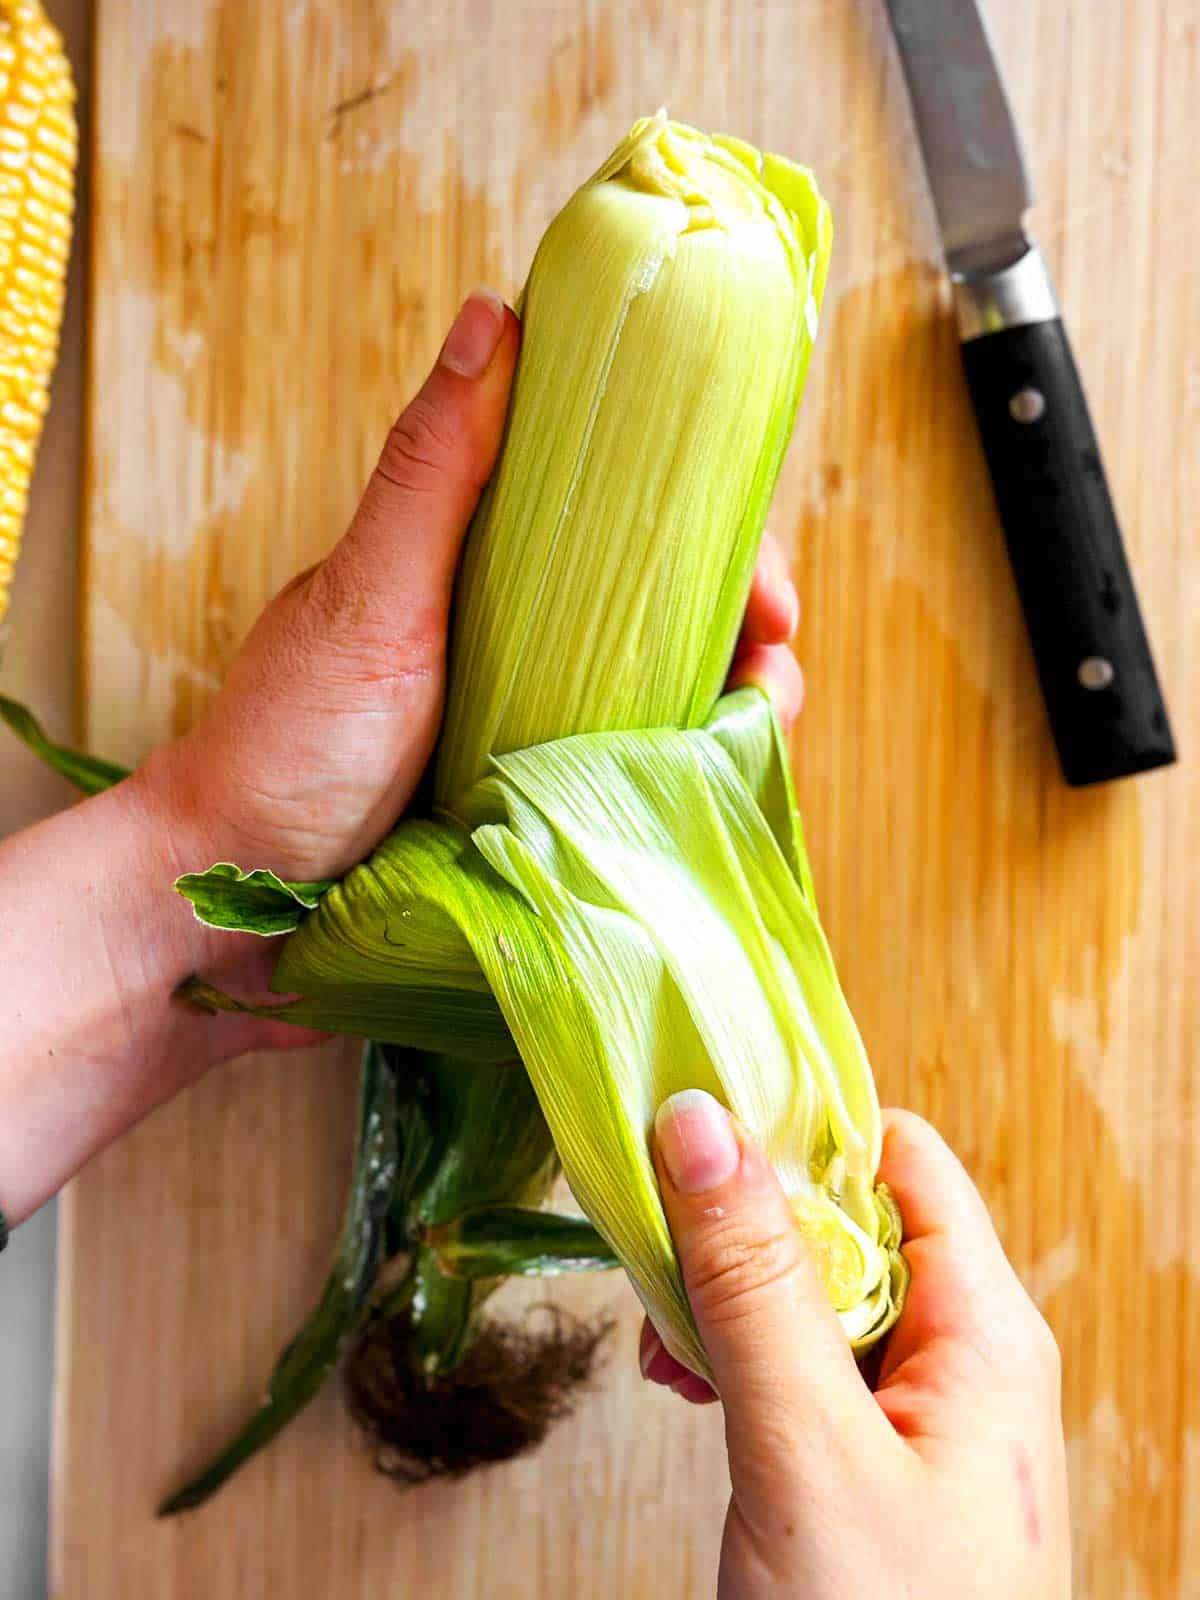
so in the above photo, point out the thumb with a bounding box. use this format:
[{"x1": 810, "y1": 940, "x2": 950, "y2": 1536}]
[
  {"x1": 180, "y1": 291, "x2": 520, "y2": 881},
  {"x1": 312, "y1": 288, "x2": 519, "y2": 652},
  {"x1": 653, "y1": 1089, "x2": 893, "y2": 1499}
]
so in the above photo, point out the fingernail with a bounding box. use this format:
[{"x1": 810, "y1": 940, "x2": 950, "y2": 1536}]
[
  {"x1": 439, "y1": 287, "x2": 506, "y2": 377},
  {"x1": 655, "y1": 1089, "x2": 739, "y2": 1194}
]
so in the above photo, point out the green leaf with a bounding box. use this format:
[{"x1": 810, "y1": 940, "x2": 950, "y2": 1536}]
[
  {"x1": 428, "y1": 1206, "x2": 619, "y2": 1280},
  {"x1": 158, "y1": 1041, "x2": 400, "y2": 1515},
  {"x1": 379, "y1": 1050, "x2": 564, "y2": 1375},
  {"x1": 391, "y1": 1249, "x2": 479, "y2": 1374},
  {"x1": 174, "y1": 862, "x2": 336, "y2": 936},
  {"x1": 175, "y1": 976, "x2": 516, "y2": 1064},
  {"x1": 269, "y1": 819, "x2": 516, "y2": 1061},
  {"x1": 402, "y1": 1053, "x2": 556, "y2": 1230},
  {"x1": 0, "y1": 693, "x2": 128, "y2": 795}
]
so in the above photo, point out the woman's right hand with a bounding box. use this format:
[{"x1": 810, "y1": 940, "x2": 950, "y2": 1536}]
[{"x1": 641, "y1": 1093, "x2": 1071, "y2": 1599}]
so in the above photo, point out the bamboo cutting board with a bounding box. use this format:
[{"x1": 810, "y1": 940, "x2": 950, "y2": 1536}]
[{"x1": 58, "y1": 2, "x2": 1198, "y2": 1596}]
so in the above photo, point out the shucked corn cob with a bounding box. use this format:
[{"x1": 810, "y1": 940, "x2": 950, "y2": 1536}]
[{"x1": 0, "y1": 0, "x2": 75, "y2": 627}]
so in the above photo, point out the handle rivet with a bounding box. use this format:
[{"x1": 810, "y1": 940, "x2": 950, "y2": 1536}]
[
  {"x1": 1078, "y1": 656, "x2": 1115, "y2": 690},
  {"x1": 1009, "y1": 386, "x2": 1046, "y2": 423}
]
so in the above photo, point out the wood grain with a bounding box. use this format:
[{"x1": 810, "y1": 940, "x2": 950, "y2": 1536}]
[{"x1": 58, "y1": 2, "x2": 1198, "y2": 1597}]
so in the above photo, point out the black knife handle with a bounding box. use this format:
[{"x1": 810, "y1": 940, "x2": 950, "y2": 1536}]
[{"x1": 961, "y1": 316, "x2": 1176, "y2": 786}]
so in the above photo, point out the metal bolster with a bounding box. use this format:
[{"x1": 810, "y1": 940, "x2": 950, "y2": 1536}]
[{"x1": 952, "y1": 247, "x2": 1060, "y2": 340}]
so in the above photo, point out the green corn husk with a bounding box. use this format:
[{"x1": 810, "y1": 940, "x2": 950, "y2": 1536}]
[
  {"x1": 435, "y1": 113, "x2": 829, "y2": 807},
  {"x1": 180, "y1": 115, "x2": 906, "y2": 1381}
]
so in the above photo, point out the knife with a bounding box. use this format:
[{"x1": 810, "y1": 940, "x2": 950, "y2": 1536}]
[{"x1": 882, "y1": 0, "x2": 1176, "y2": 786}]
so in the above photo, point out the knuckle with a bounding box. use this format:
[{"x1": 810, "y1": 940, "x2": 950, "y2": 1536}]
[
  {"x1": 273, "y1": 561, "x2": 320, "y2": 604},
  {"x1": 376, "y1": 398, "x2": 461, "y2": 493},
  {"x1": 974, "y1": 1299, "x2": 1062, "y2": 1388},
  {"x1": 1027, "y1": 1308, "x2": 1062, "y2": 1380},
  {"x1": 303, "y1": 555, "x2": 369, "y2": 633},
  {"x1": 683, "y1": 1216, "x2": 803, "y2": 1327}
]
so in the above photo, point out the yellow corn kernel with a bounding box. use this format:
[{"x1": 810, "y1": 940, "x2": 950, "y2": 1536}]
[{"x1": 0, "y1": 0, "x2": 74, "y2": 628}]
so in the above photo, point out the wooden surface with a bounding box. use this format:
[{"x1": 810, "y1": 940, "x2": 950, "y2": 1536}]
[{"x1": 57, "y1": 1, "x2": 1198, "y2": 1596}]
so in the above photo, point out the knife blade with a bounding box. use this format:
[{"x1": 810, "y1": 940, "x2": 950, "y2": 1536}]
[{"x1": 883, "y1": 0, "x2": 1176, "y2": 786}]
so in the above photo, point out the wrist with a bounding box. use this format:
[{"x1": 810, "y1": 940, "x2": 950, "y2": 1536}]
[
  {"x1": 119, "y1": 743, "x2": 239, "y2": 977},
  {"x1": 0, "y1": 767, "x2": 237, "y2": 1222}
]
